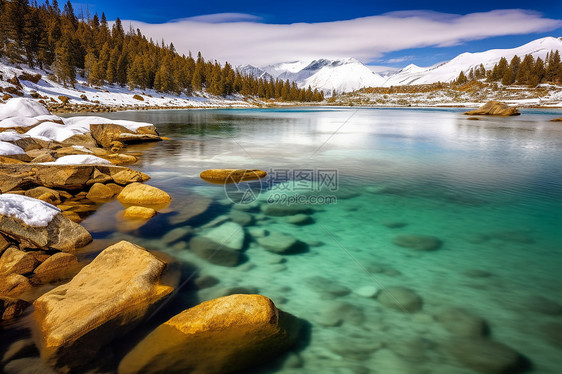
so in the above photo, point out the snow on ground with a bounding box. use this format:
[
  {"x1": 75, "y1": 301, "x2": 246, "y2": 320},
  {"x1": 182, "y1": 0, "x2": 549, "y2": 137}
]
[
  {"x1": 1, "y1": 59, "x2": 254, "y2": 109},
  {"x1": 25, "y1": 121, "x2": 87, "y2": 142},
  {"x1": 0, "y1": 140, "x2": 25, "y2": 155},
  {"x1": 0, "y1": 194, "x2": 61, "y2": 227},
  {"x1": 43, "y1": 155, "x2": 112, "y2": 165},
  {"x1": 63, "y1": 116, "x2": 153, "y2": 132},
  {"x1": 0, "y1": 97, "x2": 50, "y2": 119}
]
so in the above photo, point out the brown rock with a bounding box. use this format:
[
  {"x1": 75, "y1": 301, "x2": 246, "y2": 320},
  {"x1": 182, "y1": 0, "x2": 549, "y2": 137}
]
[
  {"x1": 0, "y1": 156, "x2": 26, "y2": 164},
  {"x1": 24, "y1": 187, "x2": 61, "y2": 205},
  {"x1": 117, "y1": 182, "x2": 171, "y2": 209},
  {"x1": 0, "y1": 247, "x2": 39, "y2": 275},
  {"x1": 1, "y1": 297, "x2": 29, "y2": 320},
  {"x1": 90, "y1": 123, "x2": 159, "y2": 148},
  {"x1": 200, "y1": 169, "x2": 267, "y2": 184},
  {"x1": 0, "y1": 210, "x2": 92, "y2": 252},
  {"x1": 110, "y1": 168, "x2": 150, "y2": 185},
  {"x1": 33, "y1": 252, "x2": 79, "y2": 281},
  {"x1": 168, "y1": 194, "x2": 211, "y2": 225},
  {"x1": 551, "y1": 117, "x2": 562, "y2": 122},
  {"x1": 61, "y1": 133, "x2": 98, "y2": 148},
  {"x1": 33, "y1": 241, "x2": 176, "y2": 371},
  {"x1": 118, "y1": 294, "x2": 301, "y2": 374},
  {"x1": 0, "y1": 274, "x2": 32, "y2": 297},
  {"x1": 132, "y1": 94, "x2": 144, "y2": 101},
  {"x1": 464, "y1": 101, "x2": 520, "y2": 116},
  {"x1": 0, "y1": 232, "x2": 10, "y2": 252},
  {"x1": 86, "y1": 183, "x2": 115, "y2": 202},
  {"x1": 122, "y1": 206, "x2": 157, "y2": 219}
]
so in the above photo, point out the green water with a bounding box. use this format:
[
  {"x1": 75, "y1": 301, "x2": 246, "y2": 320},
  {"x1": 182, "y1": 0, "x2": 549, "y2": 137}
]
[{"x1": 14, "y1": 107, "x2": 562, "y2": 373}]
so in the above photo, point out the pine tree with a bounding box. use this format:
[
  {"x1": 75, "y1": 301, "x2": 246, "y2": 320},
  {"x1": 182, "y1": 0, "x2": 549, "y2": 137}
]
[
  {"x1": 53, "y1": 39, "x2": 75, "y2": 86},
  {"x1": 455, "y1": 71, "x2": 468, "y2": 85}
]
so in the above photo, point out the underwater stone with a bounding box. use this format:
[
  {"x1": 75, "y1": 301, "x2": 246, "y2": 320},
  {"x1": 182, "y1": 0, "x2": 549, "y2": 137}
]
[
  {"x1": 229, "y1": 210, "x2": 255, "y2": 226},
  {"x1": 261, "y1": 204, "x2": 313, "y2": 216},
  {"x1": 306, "y1": 276, "x2": 351, "y2": 298},
  {"x1": 162, "y1": 227, "x2": 193, "y2": 245},
  {"x1": 378, "y1": 287, "x2": 422, "y2": 313},
  {"x1": 448, "y1": 338, "x2": 527, "y2": 374},
  {"x1": 354, "y1": 285, "x2": 380, "y2": 298},
  {"x1": 436, "y1": 308, "x2": 488, "y2": 337},
  {"x1": 257, "y1": 232, "x2": 308, "y2": 255},
  {"x1": 285, "y1": 214, "x2": 314, "y2": 225},
  {"x1": 393, "y1": 234, "x2": 443, "y2": 251}
]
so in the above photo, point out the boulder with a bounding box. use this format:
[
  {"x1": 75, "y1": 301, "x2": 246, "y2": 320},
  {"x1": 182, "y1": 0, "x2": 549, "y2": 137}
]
[
  {"x1": 257, "y1": 231, "x2": 308, "y2": 254},
  {"x1": 168, "y1": 194, "x2": 211, "y2": 225},
  {"x1": 464, "y1": 101, "x2": 520, "y2": 116},
  {"x1": 190, "y1": 222, "x2": 245, "y2": 266},
  {"x1": 200, "y1": 169, "x2": 267, "y2": 184},
  {"x1": 117, "y1": 182, "x2": 171, "y2": 209},
  {"x1": 86, "y1": 182, "x2": 115, "y2": 202},
  {"x1": 0, "y1": 164, "x2": 149, "y2": 193},
  {"x1": 24, "y1": 187, "x2": 61, "y2": 205},
  {"x1": 378, "y1": 287, "x2": 422, "y2": 313},
  {"x1": 229, "y1": 210, "x2": 255, "y2": 226},
  {"x1": 393, "y1": 234, "x2": 442, "y2": 251},
  {"x1": 0, "y1": 247, "x2": 38, "y2": 275},
  {"x1": 162, "y1": 227, "x2": 192, "y2": 245},
  {"x1": 0, "y1": 273, "x2": 32, "y2": 297},
  {"x1": 448, "y1": 338, "x2": 527, "y2": 374},
  {"x1": 551, "y1": 117, "x2": 562, "y2": 122},
  {"x1": 0, "y1": 196, "x2": 92, "y2": 251},
  {"x1": 90, "y1": 123, "x2": 160, "y2": 148},
  {"x1": 122, "y1": 206, "x2": 157, "y2": 220},
  {"x1": 261, "y1": 204, "x2": 313, "y2": 216},
  {"x1": 33, "y1": 241, "x2": 176, "y2": 371},
  {"x1": 118, "y1": 294, "x2": 301, "y2": 374},
  {"x1": 436, "y1": 308, "x2": 488, "y2": 337},
  {"x1": 33, "y1": 252, "x2": 79, "y2": 281},
  {"x1": 1, "y1": 296, "x2": 29, "y2": 320}
]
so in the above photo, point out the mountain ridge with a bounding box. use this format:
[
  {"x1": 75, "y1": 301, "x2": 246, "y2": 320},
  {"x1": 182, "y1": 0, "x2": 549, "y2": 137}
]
[{"x1": 239, "y1": 36, "x2": 562, "y2": 93}]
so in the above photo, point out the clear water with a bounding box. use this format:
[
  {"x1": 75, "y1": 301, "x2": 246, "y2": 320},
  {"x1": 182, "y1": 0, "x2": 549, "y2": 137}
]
[{"x1": 10, "y1": 107, "x2": 562, "y2": 373}]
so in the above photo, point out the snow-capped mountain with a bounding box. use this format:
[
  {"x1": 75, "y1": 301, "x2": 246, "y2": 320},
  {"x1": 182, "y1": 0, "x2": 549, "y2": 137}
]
[
  {"x1": 384, "y1": 36, "x2": 562, "y2": 86},
  {"x1": 239, "y1": 37, "x2": 562, "y2": 92},
  {"x1": 239, "y1": 58, "x2": 386, "y2": 93}
]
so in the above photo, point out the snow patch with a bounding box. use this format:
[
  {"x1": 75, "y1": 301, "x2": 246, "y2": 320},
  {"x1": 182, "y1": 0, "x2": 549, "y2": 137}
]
[
  {"x1": 43, "y1": 154, "x2": 112, "y2": 165},
  {"x1": 0, "y1": 140, "x2": 25, "y2": 155},
  {"x1": 0, "y1": 98, "x2": 50, "y2": 120},
  {"x1": 0, "y1": 193, "x2": 61, "y2": 227}
]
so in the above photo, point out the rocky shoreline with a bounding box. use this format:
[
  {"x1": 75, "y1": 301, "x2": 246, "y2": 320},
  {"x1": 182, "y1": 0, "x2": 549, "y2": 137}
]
[{"x1": 0, "y1": 98, "x2": 304, "y2": 374}]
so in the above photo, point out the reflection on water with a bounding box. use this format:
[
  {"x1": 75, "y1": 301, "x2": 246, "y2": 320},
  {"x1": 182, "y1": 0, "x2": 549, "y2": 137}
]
[{"x1": 6, "y1": 107, "x2": 562, "y2": 373}]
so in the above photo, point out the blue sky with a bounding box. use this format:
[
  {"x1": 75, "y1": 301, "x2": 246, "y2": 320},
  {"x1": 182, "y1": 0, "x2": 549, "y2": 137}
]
[{"x1": 70, "y1": 1, "x2": 562, "y2": 68}]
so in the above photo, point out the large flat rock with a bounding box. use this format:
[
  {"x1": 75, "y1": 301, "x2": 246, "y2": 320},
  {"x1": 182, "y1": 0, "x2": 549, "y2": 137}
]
[
  {"x1": 118, "y1": 294, "x2": 301, "y2": 374},
  {"x1": 33, "y1": 241, "x2": 176, "y2": 372}
]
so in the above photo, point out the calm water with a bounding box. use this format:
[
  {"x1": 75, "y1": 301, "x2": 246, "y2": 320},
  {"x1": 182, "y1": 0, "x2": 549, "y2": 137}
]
[{"x1": 10, "y1": 107, "x2": 562, "y2": 373}]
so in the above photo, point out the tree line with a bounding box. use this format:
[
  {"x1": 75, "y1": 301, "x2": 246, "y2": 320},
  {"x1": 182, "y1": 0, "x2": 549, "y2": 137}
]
[
  {"x1": 0, "y1": 0, "x2": 324, "y2": 102},
  {"x1": 454, "y1": 50, "x2": 562, "y2": 87}
]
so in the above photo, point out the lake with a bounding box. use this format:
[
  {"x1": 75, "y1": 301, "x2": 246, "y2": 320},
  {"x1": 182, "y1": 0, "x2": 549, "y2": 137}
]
[{"x1": 13, "y1": 107, "x2": 562, "y2": 373}]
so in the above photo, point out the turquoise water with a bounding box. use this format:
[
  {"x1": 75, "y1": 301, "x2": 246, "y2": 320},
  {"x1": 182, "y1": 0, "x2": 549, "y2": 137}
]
[{"x1": 13, "y1": 107, "x2": 562, "y2": 373}]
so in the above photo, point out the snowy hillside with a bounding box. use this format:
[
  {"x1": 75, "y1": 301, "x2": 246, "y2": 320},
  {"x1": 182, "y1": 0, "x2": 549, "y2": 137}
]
[
  {"x1": 384, "y1": 36, "x2": 562, "y2": 86},
  {"x1": 240, "y1": 37, "x2": 562, "y2": 92},
  {"x1": 0, "y1": 58, "x2": 253, "y2": 110},
  {"x1": 243, "y1": 58, "x2": 386, "y2": 93}
]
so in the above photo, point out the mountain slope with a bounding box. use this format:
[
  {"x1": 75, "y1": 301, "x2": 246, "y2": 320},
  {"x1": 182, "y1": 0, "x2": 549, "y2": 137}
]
[
  {"x1": 242, "y1": 58, "x2": 386, "y2": 93},
  {"x1": 383, "y1": 36, "x2": 562, "y2": 86}
]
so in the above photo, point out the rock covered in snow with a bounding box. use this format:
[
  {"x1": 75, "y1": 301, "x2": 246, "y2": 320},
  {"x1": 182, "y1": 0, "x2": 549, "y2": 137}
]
[
  {"x1": 0, "y1": 98, "x2": 50, "y2": 120},
  {"x1": 0, "y1": 194, "x2": 91, "y2": 251},
  {"x1": 42, "y1": 155, "x2": 113, "y2": 165},
  {"x1": 0, "y1": 194, "x2": 61, "y2": 227}
]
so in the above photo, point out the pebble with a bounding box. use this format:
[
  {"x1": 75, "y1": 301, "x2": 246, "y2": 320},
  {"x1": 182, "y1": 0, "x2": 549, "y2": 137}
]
[
  {"x1": 306, "y1": 276, "x2": 351, "y2": 299},
  {"x1": 354, "y1": 285, "x2": 380, "y2": 298},
  {"x1": 436, "y1": 308, "x2": 488, "y2": 338},
  {"x1": 286, "y1": 214, "x2": 314, "y2": 225},
  {"x1": 393, "y1": 234, "x2": 443, "y2": 251}
]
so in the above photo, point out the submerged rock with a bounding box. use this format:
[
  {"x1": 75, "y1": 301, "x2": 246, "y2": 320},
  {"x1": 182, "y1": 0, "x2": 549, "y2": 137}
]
[
  {"x1": 261, "y1": 203, "x2": 313, "y2": 216},
  {"x1": 393, "y1": 234, "x2": 442, "y2": 251},
  {"x1": 464, "y1": 101, "x2": 520, "y2": 116},
  {"x1": 306, "y1": 276, "x2": 351, "y2": 298},
  {"x1": 122, "y1": 206, "x2": 157, "y2": 220},
  {"x1": 118, "y1": 294, "x2": 301, "y2": 374},
  {"x1": 189, "y1": 222, "x2": 245, "y2": 266},
  {"x1": 378, "y1": 287, "x2": 422, "y2": 313},
  {"x1": 436, "y1": 308, "x2": 488, "y2": 337},
  {"x1": 257, "y1": 231, "x2": 308, "y2": 254},
  {"x1": 33, "y1": 241, "x2": 176, "y2": 372},
  {"x1": 286, "y1": 213, "x2": 314, "y2": 225},
  {"x1": 448, "y1": 338, "x2": 528, "y2": 374}
]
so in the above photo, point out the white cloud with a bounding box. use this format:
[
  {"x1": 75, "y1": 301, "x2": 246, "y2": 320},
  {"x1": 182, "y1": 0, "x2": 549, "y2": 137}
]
[
  {"x1": 386, "y1": 56, "x2": 414, "y2": 64},
  {"x1": 123, "y1": 9, "x2": 561, "y2": 66}
]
